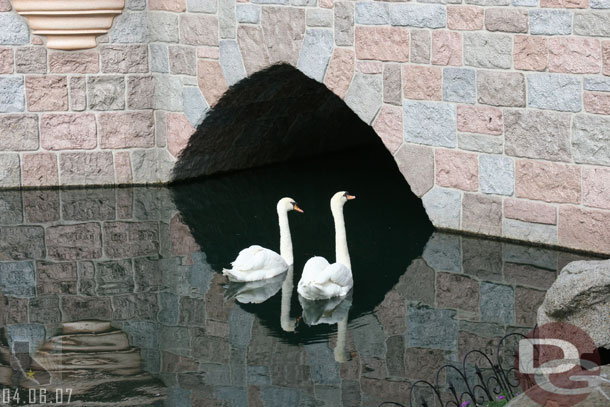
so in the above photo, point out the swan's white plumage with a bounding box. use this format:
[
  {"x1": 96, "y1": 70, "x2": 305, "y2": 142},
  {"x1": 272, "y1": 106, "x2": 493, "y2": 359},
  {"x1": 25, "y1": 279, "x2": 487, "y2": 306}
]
[
  {"x1": 223, "y1": 245, "x2": 288, "y2": 282},
  {"x1": 297, "y1": 256, "x2": 353, "y2": 300}
]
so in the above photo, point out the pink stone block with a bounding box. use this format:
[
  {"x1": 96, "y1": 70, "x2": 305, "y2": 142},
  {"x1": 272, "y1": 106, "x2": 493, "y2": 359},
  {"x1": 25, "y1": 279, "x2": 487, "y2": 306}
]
[
  {"x1": 356, "y1": 61, "x2": 383, "y2": 74},
  {"x1": 373, "y1": 104, "x2": 403, "y2": 155},
  {"x1": 514, "y1": 35, "x2": 547, "y2": 71},
  {"x1": 447, "y1": 6, "x2": 483, "y2": 31},
  {"x1": 0, "y1": 0, "x2": 11, "y2": 11},
  {"x1": 457, "y1": 105, "x2": 502, "y2": 135},
  {"x1": 171, "y1": 214, "x2": 200, "y2": 256},
  {"x1": 149, "y1": 0, "x2": 186, "y2": 12},
  {"x1": 604, "y1": 41, "x2": 610, "y2": 76},
  {"x1": 114, "y1": 152, "x2": 132, "y2": 184},
  {"x1": 582, "y1": 166, "x2": 610, "y2": 210},
  {"x1": 0, "y1": 47, "x2": 13, "y2": 74},
  {"x1": 504, "y1": 198, "x2": 557, "y2": 225},
  {"x1": 541, "y1": 0, "x2": 588, "y2": 7},
  {"x1": 355, "y1": 26, "x2": 409, "y2": 62},
  {"x1": 22, "y1": 153, "x2": 59, "y2": 187},
  {"x1": 168, "y1": 113, "x2": 195, "y2": 158},
  {"x1": 485, "y1": 8, "x2": 528, "y2": 33},
  {"x1": 584, "y1": 91, "x2": 610, "y2": 115},
  {"x1": 49, "y1": 51, "x2": 99, "y2": 74},
  {"x1": 394, "y1": 144, "x2": 434, "y2": 197},
  {"x1": 435, "y1": 149, "x2": 479, "y2": 192},
  {"x1": 197, "y1": 46, "x2": 220, "y2": 60},
  {"x1": 237, "y1": 26, "x2": 270, "y2": 75},
  {"x1": 26, "y1": 76, "x2": 68, "y2": 112},
  {"x1": 559, "y1": 205, "x2": 610, "y2": 253},
  {"x1": 402, "y1": 65, "x2": 441, "y2": 101},
  {"x1": 324, "y1": 48, "x2": 354, "y2": 99},
  {"x1": 548, "y1": 37, "x2": 601, "y2": 74},
  {"x1": 320, "y1": 0, "x2": 333, "y2": 7},
  {"x1": 515, "y1": 160, "x2": 581, "y2": 204},
  {"x1": 41, "y1": 114, "x2": 97, "y2": 150},
  {"x1": 180, "y1": 15, "x2": 219, "y2": 47},
  {"x1": 99, "y1": 112, "x2": 155, "y2": 149},
  {"x1": 462, "y1": 193, "x2": 502, "y2": 235},
  {"x1": 197, "y1": 59, "x2": 228, "y2": 106},
  {"x1": 431, "y1": 31, "x2": 462, "y2": 66}
]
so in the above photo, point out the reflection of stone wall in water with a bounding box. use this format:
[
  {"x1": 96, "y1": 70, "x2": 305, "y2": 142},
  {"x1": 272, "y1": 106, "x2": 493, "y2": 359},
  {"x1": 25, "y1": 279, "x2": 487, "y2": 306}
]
[{"x1": 0, "y1": 188, "x2": 597, "y2": 406}]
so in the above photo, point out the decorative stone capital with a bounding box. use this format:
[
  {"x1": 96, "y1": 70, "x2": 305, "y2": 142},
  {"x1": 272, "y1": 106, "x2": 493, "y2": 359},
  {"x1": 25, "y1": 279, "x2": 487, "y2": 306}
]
[{"x1": 13, "y1": 0, "x2": 125, "y2": 50}]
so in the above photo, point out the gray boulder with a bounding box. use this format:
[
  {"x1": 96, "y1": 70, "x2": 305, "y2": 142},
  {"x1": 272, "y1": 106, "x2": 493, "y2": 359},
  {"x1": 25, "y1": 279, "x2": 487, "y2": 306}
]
[{"x1": 537, "y1": 259, "x2": 610, "y2": 349}]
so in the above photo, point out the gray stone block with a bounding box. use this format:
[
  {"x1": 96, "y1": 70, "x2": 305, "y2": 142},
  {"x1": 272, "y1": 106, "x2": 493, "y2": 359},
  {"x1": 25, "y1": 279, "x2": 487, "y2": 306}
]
[
  {"x1": 236, "y1": 4, "x2": 260, "y2": 24},
  {"x1": 305, "y1": 341, "x2": 341, "y2": 384},
  {"x1": 529, "y1": 10, "x2": 572, "y2": 35},
  {"x1": 502, "y1": 243, "x2": 558, "y2": 270},
  {"x1": 477, "y1": 71, "x2": 525, "y2": 107},
  {"x1": 480, "y1": 282, "x2": 515, "y2": 324},
  {"x1": 148, "y1": 12, "x2": 179, "y2": 43},
  {"x1": 335, "y1": 2, "x2": 354, "y2": 46},
  {"x1": 351, "y1": 313, "x2": 386, "y2": 357},
  {"x1": 443, "y1": 67, "x2": 476, "y2": 104},
  {"x1": 248, "y1": 366, "x2": 271, "y2": 385},
  {"x1": 0, "y1": 14, "x2": 29, "y2": 45},
  {"x1": 219, "y1": 39, "x2": 246, "y2": 86},
  {"x1": 229, "y1": 306, "x2": 254, "y2": 348},
  {"x1": 503, "y1": 219, "x2": 558, "y2": 245},
  {"x1": 127, "y1": 0, "x2": 147, "y2": 10},
  {"x1": 466, "y1": 0, "x2": 510, "y2": 4},
  {"x1": 260, "y1": 387, "x2": 299, "y2": 407},
  {"x1": 422, "y1": 232, "x2": 462, "y2": 273},
  {"x1": 479, "y1": 155, "x2": 514, "y2": 196},
  {"x1": 183, "y1": 87, "x2": 209, "y2": 128},
  {"x1": 406, "y1": 306, "x2": 458, "y2": 350},
  {"x1": 528, "y1": 73, "x2": 581, "y2": 112},
  {"x1": 422, "y1": 187, "x2": 461, "y2": 230},
  {"x1": 153, "y1": 74, "x2": 183, "y2": 112},
  {"x1": 6, "y1": 324, "x2": 45, "y2": 353},
  {"x1": 87, "y1": 76, "x2": 125, "y2": 110},
  {"x1": 306, "y1": 8, "x2": 333, "y2": 27},
  {"x1": 513, "y1": 0, "x2": 538, "y2": 6},
  {"x1": 574, "y1": 11, "x2": 610, "y2": 36},
  {"x1": 403, "y1": 101, "x2": 456, "y2": 147},
  {"x1": 0, "y1": 154, "x2": 21, "y2": 187},
  {"x1": 109, "y1": 12, "x2": 147, "y2": 43},
  {"x1": 591, "y1": 0, "x2": 610, "y2": 7},
  {"x1": 297, "y1": 29, "x2": 334, "y2": 83},
  {"x1": 188, "y1": 0, "x2": 218, "y2": 13},
  {"x1": 0, "y1": 191, "x2": 23, "y2": 225},
  {"x1": 464, "y1": 33, "x2": 512, "y2": 69},
  {"x1": 150, "y1": 44, "x2": 169, "y2": 73},
  {"x1": 345, "y1": 73, "x2": 382, "y2": 124},
  {"x1": 584, "y1": 76, "x2": 610, "y2": 91},
  {"x1": 355, "y1": 2, "x2": 390, "y2": 25},
  {"x1": 458, "y1": 133, "x2": 503, "y2": 154},
  {"x1": 219, "y1": 0, "x2": 237, "y2": 39},
  {"x1": 572, "y1": 114, "x2": 610, "y2": 166},
  {"x1": 390, "y1": 4, "x2": 446, "y2": 28},
  {"x1": 0, "y1": 76, "x2": 25, "y2": 113},
  {"x1": 0, "y1": 261, "x2": 35, "y2": 298},
  {"x1": 159, "y1": 292, "x2": 179, "y2": 324},
  {"x1": 131, "y1": 148, "x2": 175, "y2": 183}
]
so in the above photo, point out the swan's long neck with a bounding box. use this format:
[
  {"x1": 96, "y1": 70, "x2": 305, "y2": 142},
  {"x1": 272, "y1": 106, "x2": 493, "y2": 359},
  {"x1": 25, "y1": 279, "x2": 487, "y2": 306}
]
[
  {"x1": 280, "y1": 266, "x2": 295, "y2": 332},
  {"x1": 332, "y1": 205, "x2": 351, "y2": 270},
  {"x1": 278, "y1": 209, "x2": 293, "y2": 265}
]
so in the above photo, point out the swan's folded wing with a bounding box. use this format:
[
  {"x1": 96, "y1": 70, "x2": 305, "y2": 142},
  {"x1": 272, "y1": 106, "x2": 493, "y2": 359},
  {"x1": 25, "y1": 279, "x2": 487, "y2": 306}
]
[
  {"x1": 328, "y1": 263, "x2": 353, "y2": 287},
  {"x1": 231, "y1": 245, "x2": 268, "y2": 270},
  {"x1": 301, "y1": 256, "x2": 330, "y2": 282}
]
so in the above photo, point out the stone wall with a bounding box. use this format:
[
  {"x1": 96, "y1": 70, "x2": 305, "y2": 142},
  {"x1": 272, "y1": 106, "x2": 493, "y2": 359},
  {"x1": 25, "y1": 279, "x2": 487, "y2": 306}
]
[{"x1": 1, "y1": 0, "x2": 610, "y2": 253}]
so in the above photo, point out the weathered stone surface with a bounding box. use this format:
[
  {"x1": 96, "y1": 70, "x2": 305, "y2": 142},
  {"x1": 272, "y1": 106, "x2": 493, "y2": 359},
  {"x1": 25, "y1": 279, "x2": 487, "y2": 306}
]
[
  {"x1": 262, "y1": 7, "x2": 305, "y2": 64},
  {"x1": 389, "y1": 4, "x2": 447, "y2": 28},
  {"x1": 189, "y1": 0, "x2": 217, "y2": 12},
  {"x1": 0, "y1": 77, "x2": 24, "y2": 113},
  {"x1": 219, "y1": 0, "x2": 237, "y2": 39},
  {"x1": 148, "y1": 12, "x2": 179, "y2": 43},
  {"x1": 126, "y1": 75, "x2": 154, "y2": 110},
  {"x1": 131, "y1": 148, "x2": 174, "y2": 183},
  {"x1": 355, "y1": 2, "x2": 389, "y2": 25},
  {"x1": 574, "y1": 11, "x2": 610, "y2": 37},
  {"x1": 541, "y1": 0, "x2": 588, "y2": 6},
  {"x1": 0, "y1": 115, "x2": 38, "y2": 151},
  {"x1": 150, "y1": 0, "x2": 186, "y2": 11},
  {"x1": 584, "y1": 91, "x2": 610, "y2": 114},
  {"x1": 183, "y1": 86, "x2": 208, "y2": 128},
  {"x1": 383, "y1": 63, "x2": 401, "y2": 106},
  {"x1": 298, "y1": 29, "x2": 334, "y2": 82},
  {"x1": 559, "y1": 205, "x2": 610, "y2": 253},
  {"x1": 344, "y1": 73, "x2": 382, "y2": 124},
  {"x1": 15, "y1": 47, "x2": 46, "y2": 73},
  {"x1": 485, "y1": 8, "x2": 528, "y2": 32},
  {"x1": 0, "y1": 0, "x2": 10, "y2": 11},
  {"x1": 0, "y1": 261, "x2": 35, "y2": 297},
  {"x1": 447, "y1": 5, "x2": 483, "y2": 30},
  {"x1": 167, "y1": 113, "x2": 195, "y2": 158},
  {"x1": 463, "y1": 193, "x2": 502, "y2": 235},
  {"x1": 103, "y1": 221, "x2": 159, "y2": 258},
  {"x1": 514, "y1": 35, "x2": 547, "y2": 71},
  {"x1": 87, "y1": 76, "x2": 125, "y2": 110},
  {"x1": 538, "y1": 259, "x2": 610, "y2": 348},
  {"x1": 515, "y1": 160, "x2": 581, "y2": 203},
  {"x1": 458, "y1": 133, "x2": 503, "y2": 154},
  {"x1": 464, "y1": 33, "x2": 512, "y2": 69},
  {"x1": 394, "y1": 144, "x2": 434, "y2": 197},
  {"x1": 114, "y1": 152, "x2": 132, "y2": 184},
  {"x1": 47, "y1": 223, "x2": 102, "y2": 260},
  {"x1": 423, "y1": 233, "x2": 462, "y2": 273},
  {"x1": 479, "y1": 154, "x2": 514, "y2": 196},
  {"x1": 0, "y1": 191, "x2": 22, "y2": 225},
  {"x1": 431, "y1": 30, "x2": 461, "y2": 66},
  {"x1": 355, "y1": 26, "x2": 409, "y2": 62},
  {"x1": 592, "y1": 0, "x2": 610, "y2": 6},
  {"x1": 237, "y1": 26, "x2": 269, "y2": 76},
  {"x1": 358, "y1": 61, "x2": 383, "y2": 75},
  {"x1": 69, "y1": 76, "x2": 86, "y2": 111},
  {"x1": 198, "y1": 59, "x2": 228, "y2": 106},
  {"x1": 0, "y1": 47, "x2": 13, "y2": 74},
  {"x1": 457, "y1": 105, "x2": 502, "y2": 135},
  {"x1": 98, "y1": 112, "x2": 154, "y2": 149},
  {"x1": 528, "y1": 73, "x2": 581, "y2": 112},
  {"x1": 59, "y1": 152, "x2": 115, "y2": 185},
  {"x1": 422, "y1": 187, "x2": 461, "y2": 229},
  {"x1": 169, "y1": 46, "x2": 196, "y2": 76},
  {"x1": 109, "y1": 12, "x2": 147, "y2": 43},
  {"x1": 572, "y1": 115, "x2": 610, "y2": 166},
  {"x1": 548, "y1": 37, "x2": 601, "y2": 74},
  {"x1": 480, "y1": 282, "x2": 514, "y2": 324},
  {"x1": 582, "y1": 167, "x2": 610, "y2": 210},
  {"x1": 505, "y1": 262, "x2": 556, "y2": 290},
  {"x1": 530, "y1": 10, "x2": 572, "y2": 35},
  {"x1": 237, "y1": 4, "x2": 261, "y2": 23},
  {"x1": 503, "y1": 218, "x2": 558, "y2": 245},
  {"x1": 410, "y1": 29, "x2": 430, "y2": 64},
  {"x1": 61, "y1": 296, "x2": 112, "y2": 321},
  {"x1": 504, "y1": 198, "x2": 557, "y2": 225},
  {"x1": 0, "y1": 153, "x2": 20, "y2": 187},
  {"x1": 436, "y1": 149, "x2": 478, "y2": 191},
  {"x1": 335, "y1": 2, "x2": 354, "y2": 46},
  {"x1": 437, "y1": 272, "x2": 479, "y2": 312},
  {"x1": 127, "y1": 0, "x2": 147, "y2": 9},
  {"x1": 0, "y1": 13, "x2": 29, "y2": 45},
  {"x1": 26, "y1": 76, "x2": 68, "y2": 112},
  {"x1": 443, "y1": 68, "x2": 475, "y2": 104},
  {"x1": 36, "y1": 261, "x2": 77, "y2": 295},
  {"x1": 101, "y1": 45, "x2": 148, "y2": 73},
  {"x1": 462, "y1": 237, "x2": 502, "y2": 280},
  {"x1": 95, "y1": 259, "x2": 134, "y2": 295},
  {"x1": 22, "y1": 153, "x2": 58, "y2": 187},
  {"x1": 41, "y1": 113, "x2": 97, "y2": 150},
  {"x1": 604, "y1": 41, "x2": 610, "y2": 75},
  {"x1": 324, "y1": 48, "x2": 354, "y2": 99},
  {"x1": 403, "y1": 65, "x2": 441, "y2": 100},
  {"x1": 373, "y1": 104, "x2": 402, "y2": 154},
  {"x1": 504, "y1": 109, "x2": 572, "y2": 162},
  {"x1": 477, "y1": 71, "x2": 525, "y2": 107},
  {"x1": 404, "y1": 101, "x2": 456, "y2": 147},
  {"x1": 406, "y1": 305, "x2": 458, "y2": 350},
  {"x1": 49, "y1": 51, "x2": 98, "y2": 73},
  {"x1": 219, "y1": 39, "x2": 246, "y2": 85},
  {"x1": 4, "y1": 297, "x2": 28, "y2": 324}
]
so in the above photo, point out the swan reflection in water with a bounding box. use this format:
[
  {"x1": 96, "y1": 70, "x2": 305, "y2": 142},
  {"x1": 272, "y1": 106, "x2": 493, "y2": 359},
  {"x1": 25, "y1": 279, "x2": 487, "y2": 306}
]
[{"x1": 224, "y1": 270, "x2": 287, "y2": 304}]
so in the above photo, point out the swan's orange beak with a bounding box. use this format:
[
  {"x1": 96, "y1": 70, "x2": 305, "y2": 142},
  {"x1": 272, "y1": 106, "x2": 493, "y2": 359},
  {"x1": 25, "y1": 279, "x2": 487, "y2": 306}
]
[
  {"x1": 346, "y1": 194, "x2": 356, "y2": 200},
  {"x1": 293, "y1": 204, "x2": 304, "y2": 213}
]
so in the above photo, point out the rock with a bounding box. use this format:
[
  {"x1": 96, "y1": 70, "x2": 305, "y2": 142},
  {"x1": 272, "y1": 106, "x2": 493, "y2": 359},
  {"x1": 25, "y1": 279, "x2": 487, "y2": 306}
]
[{"x1": 537, "y1": 259, "x2": 610, "y2": 348}]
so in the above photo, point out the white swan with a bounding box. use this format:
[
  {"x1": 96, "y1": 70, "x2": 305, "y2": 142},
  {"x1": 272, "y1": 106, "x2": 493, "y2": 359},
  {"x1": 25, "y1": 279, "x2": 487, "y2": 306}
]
[
  {"x1": 222, "y1": 197, "x2": 303, "y2": 282},
  {"x1": 297, "y1": 191, "x2": 355, "y2": 300}
]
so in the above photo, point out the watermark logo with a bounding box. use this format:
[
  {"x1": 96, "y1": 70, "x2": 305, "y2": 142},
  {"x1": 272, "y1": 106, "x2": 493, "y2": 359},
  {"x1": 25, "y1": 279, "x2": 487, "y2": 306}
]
[{"x1": 515, "y1": 322, "x2": 604, "y2": 406}]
